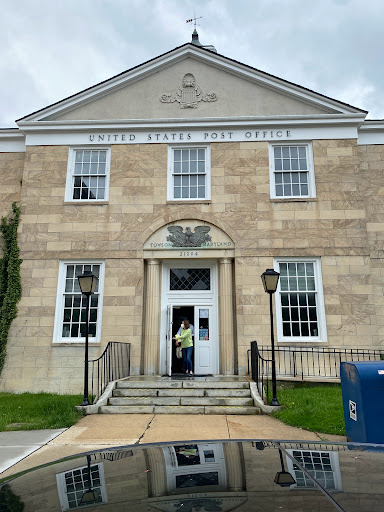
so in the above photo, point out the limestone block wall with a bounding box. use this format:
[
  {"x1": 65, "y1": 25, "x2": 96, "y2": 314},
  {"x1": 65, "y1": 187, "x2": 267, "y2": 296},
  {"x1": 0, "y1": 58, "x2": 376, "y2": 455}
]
[
  {"x1": 1, "y1": 139, "x2": 382, "y2": 392},
  {"x1": 9, "y1": 450, "x2": 148, "y2": 512},
  {"x1": 359, "y1": 144, "x2": 384, "y2": 347},
  {"x1": 241, "y1": 443, "x2": 384, "y2": 511},
  {"x1": 0, "y1": 152, "x2": 24, "y2": 219}
]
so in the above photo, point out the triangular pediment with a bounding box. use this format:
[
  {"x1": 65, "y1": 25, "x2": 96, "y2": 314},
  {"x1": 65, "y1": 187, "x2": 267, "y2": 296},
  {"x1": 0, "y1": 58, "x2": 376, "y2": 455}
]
[{"x1": 18, "y1": 44, "x2": 366, "y2": 124}]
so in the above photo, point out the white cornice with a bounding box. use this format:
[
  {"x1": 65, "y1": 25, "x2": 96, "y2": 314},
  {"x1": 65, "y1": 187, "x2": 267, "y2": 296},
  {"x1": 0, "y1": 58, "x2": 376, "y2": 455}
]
[
  {"x1": 18, "y1": 46, "x2": 365, "y2": 123},
  {"x1": 17, "y1": 113, "x2": 366, "y2": 133},
  {"x1": 0, "y1": 129, "x2": 26, "y2": 152},
  {"x1": 358, "y1": 120, "x2": 384, "y2": 145},
  {"x1": 359, "y1": 120, "x2": 384, "y2": 130}
]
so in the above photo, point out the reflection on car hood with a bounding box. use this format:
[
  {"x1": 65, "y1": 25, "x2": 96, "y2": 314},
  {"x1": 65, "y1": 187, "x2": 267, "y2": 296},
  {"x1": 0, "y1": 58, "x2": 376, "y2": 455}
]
[{"x1": 1, "y1": 439, "x2": 384, "y2": 512}]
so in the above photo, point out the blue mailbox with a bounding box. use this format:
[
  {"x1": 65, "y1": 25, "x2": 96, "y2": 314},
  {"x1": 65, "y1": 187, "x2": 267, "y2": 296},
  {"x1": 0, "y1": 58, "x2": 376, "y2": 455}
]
[{"x1": 340, "y1": 361, "x2": 384, "y2": 443}]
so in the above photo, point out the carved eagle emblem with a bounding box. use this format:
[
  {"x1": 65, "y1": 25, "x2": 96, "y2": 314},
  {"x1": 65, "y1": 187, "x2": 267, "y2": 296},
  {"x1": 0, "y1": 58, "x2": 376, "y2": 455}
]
[
  {"x1": 166, "y1": 225, "x2": 212, "y2": 247},
  {"x1": 160, "y1": 73, "x2": 218, "y2": 109}
]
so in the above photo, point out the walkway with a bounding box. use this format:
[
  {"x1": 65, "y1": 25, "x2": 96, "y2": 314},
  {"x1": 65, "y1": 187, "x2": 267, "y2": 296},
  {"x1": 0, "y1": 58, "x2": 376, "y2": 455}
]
[{"x1": 0, "y1": 414, "x2": 345, "y2": 479}]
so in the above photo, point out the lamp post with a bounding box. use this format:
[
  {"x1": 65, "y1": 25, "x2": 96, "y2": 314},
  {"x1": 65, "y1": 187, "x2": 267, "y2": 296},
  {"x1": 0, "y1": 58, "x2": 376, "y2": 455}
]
[
  {"x1": 261, "y1": 268, "x2": 280, "y2": 406},
  {"x1": 274, "y1": 448, "x2": 296, "y2": 487},
  {"x1": 79, "y1": 455, "x2": 101, "y2": 505},
  {"x1": 77, "y1": 270, "x2": 98, "y2": 407}
]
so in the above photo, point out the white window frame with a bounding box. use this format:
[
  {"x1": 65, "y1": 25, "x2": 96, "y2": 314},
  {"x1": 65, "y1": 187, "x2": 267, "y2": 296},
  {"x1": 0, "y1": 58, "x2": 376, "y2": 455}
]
[
  {"x1": 53, "y1": 260, "x2": 105, "y2": 343},
  {"x1": 56, "y1": 462, "x2": 108, "y2": 510},
  {"x1": 167, "y1": 145, "x2": 211, "y2": 201},
  {"x1": 269, "y1": 142, "x2": 316, "y2": 199},
  {"x1": 65, "y1": 147, "x2": 111, "y2": 202},
  {"x1": 285, "y1": 450, "x2": 342, "y2": 491},
  {"x1": 273, "y1": 257, "x2": 327, "y2": 343}
]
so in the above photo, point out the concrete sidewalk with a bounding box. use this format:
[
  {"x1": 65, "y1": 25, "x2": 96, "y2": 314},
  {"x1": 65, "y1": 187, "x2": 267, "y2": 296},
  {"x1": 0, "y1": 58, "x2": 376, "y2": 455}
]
[
  {"x1": 0, "y1": 429, "x2": 66, "y2": 473},
  {"x1": 0, "y1": 414, "x2": 346, "y2": 479}
]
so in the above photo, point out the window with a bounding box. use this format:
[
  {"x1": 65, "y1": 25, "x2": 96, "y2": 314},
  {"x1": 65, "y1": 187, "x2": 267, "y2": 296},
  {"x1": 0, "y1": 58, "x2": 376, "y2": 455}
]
[
  {"x1": 269, "y1": 143, "x2": 315, "y2": 198},
  {"x1": 53, "y1": 262, "x2": 105, "y2": 343},
  {"x1": 286, "y1": 450, "x2": 342, "y2": 490},
  {"x1": 274, "y1": 258, "x2": 327, "y2": 342},
  {"x1": 65, "y1": 148, "x2": 111, "y2": 202},
  {"x1": 168, "y1": 146, "x2": 211, "y2": 201},
  {"x1": 56, "y1": 462, "x2": 107, "y2": 510},
  {"x1": 170, "y1": 268, "x2": 211, "y2": 291}
]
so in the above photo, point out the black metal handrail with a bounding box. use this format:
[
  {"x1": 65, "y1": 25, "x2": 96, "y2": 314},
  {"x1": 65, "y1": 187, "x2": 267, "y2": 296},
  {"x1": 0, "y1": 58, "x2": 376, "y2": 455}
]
[
  {"x1": 248, "y1": 342, "x2": 384, "y2": 383},
  {"x1": 89, "y1": 342, "x2": 131, "y2": 403},
  {"x1": 250, "y1": 341, "x2": 273, "y2": 401}
]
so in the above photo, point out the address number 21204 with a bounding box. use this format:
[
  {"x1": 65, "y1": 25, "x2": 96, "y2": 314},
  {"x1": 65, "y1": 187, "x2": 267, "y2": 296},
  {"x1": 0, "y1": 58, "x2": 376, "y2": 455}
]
[{"x1": 179, "y1": 251, "x2": 199, "y2": 257}]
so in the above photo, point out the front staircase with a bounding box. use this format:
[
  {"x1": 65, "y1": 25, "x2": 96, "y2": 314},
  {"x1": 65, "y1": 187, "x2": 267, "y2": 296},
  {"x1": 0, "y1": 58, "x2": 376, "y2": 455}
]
[{"x1": 99, "y1": 377, "x2": 260, "y2": 415}]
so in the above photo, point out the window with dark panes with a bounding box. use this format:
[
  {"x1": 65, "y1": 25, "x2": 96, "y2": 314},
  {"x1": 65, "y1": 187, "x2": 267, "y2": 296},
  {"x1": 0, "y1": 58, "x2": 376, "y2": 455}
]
[
  {"x1": 274, "y1": 258, "x2": 327, "y2": 342},
  {"x1": 60, "y1": 263, "x2": 102, "y2": 341},
  {"x1": 170, "y1": 268, "x2": 211, "y2": 291},
  {"x1": 56, "y1": 463, "x2": 107, "y2": 510},
  {"x1": 270, "y1": 144, "x2": 315, "y2": 199},
  {"x1": 286, "y1": 450, "x2": 342, "y2": 490},
  {"x1": 169, "y1": 146, "x2": 210, "y2": 201},
  {"x1": 66, "y1": 148, "x2": 110, "y2": 202},
  {"x1": 73, "y1": 150, "x2": 107, "y2": 200},
  {"x1": 279, "y1": 262, "x2": 318, "y2": 338}
]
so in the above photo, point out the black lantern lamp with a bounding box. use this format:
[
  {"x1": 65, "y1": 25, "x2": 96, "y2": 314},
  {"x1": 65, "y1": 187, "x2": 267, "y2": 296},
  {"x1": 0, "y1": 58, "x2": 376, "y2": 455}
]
[
  {"x1": 260, "y1": 268, "x2": 280, "y2": 406},
  {"x1": 79, "y1": 455, "x2": 101, "y2": 505},
  {"x1": 77, "y1": 271, "x2": 98, "y2": 295},
  {"x1": 261, "y1": 268, "x2": 280, "y2": 294},
  {"x1": 274, "y1": 448, "x2": 296, "y2": 487},
  {"x1": 77, "y1": 271, "x2": 98, "y2": 407}
]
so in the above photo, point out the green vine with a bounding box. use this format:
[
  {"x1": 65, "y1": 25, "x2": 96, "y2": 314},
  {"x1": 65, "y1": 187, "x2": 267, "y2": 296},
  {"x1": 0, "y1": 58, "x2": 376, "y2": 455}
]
[
  {"x1": 0, "y1": 484, "x2": 25, "y2": 511},
  {"x1": 0, "y1": 203, "x2": 22, "y2": 375}
]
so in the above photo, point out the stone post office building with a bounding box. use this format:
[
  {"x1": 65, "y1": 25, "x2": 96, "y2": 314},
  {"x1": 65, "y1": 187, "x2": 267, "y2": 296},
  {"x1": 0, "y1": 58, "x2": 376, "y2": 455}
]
[{"x1": 1, "y1": 33, "x2": 384, "y2": 393}]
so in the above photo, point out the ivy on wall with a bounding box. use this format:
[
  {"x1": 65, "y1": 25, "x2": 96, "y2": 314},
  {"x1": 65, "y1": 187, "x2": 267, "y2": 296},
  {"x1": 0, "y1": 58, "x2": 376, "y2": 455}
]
[
  {"x1": 0, "y1": 202, "x2": 22, "y2": 375},
  {"x1": 0, "y1": 484, "x2": 25, "y2": 511}
]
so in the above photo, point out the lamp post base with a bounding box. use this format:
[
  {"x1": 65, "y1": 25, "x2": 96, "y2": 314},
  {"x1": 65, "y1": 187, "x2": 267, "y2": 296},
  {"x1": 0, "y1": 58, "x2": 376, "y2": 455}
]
[
  {"x1": 80, "y1": 398, "x2": 90, "y2": 407},
  {"x1": 270, "y1": 397, "x2": 280, "y2": 407}
]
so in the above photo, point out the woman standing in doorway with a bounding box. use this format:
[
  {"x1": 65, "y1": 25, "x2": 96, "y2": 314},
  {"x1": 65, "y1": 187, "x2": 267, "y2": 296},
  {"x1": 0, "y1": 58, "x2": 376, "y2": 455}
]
[{"x1": 173, "y1": 320, "x2": 193, "y2": 375}]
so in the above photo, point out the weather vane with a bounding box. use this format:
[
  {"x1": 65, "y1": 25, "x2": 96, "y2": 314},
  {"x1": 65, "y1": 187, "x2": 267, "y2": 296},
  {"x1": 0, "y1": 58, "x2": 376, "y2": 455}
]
[{"x1": 186, "y1": 13, "x2": 202, "y2": 29}]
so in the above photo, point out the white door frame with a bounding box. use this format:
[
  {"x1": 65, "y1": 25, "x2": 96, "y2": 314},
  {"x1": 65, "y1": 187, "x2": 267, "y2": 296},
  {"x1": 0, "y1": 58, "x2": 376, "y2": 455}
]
[{"x1": 160, "y1": 260, "x2": 218, "y2": 375}]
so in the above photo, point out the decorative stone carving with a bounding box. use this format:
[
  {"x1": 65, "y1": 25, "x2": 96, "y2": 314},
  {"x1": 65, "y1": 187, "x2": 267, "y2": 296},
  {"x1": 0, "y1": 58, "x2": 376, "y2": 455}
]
[
  {"x1": 160, "y1": 73, "x2": 218, "y2": 108},
  {"x1": 166, "y1": 225, "x2": 212, "y2": 247}
]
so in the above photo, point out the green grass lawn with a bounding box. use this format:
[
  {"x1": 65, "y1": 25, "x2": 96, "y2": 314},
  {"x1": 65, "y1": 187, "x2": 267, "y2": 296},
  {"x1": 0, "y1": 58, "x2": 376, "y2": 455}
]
[
  {"x1": 272, "y1": 381, "x2": 346, "y2": 436},
  {"x1": 0, "y1": 393, "x2": 85, "y2": 431}
]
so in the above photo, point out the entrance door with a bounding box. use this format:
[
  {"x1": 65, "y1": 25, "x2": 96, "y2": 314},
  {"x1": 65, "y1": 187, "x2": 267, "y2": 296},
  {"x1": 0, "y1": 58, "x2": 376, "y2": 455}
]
[
  {"x1": 194, "y1": 306, "x2": 215, "y2": 375},
  {"x1": 166, "y1": 305, "x2": 216, "y2": 375},
  {"x1": 166, "y1": 305, "x2": 173, "y2": 376},
  {"x1": 163, "y1": 442, "x2": 226, "y2": 493},
  {"x1": 171, "y1": 306, "x2": 194, "y2": 375},
  {"x1": 161, "y1": 261, "x2": 218, "y2": 376}
]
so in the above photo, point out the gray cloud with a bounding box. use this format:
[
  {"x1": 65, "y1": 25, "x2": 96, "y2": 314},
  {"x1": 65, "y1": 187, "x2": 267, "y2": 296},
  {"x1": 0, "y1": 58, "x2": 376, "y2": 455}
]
[{"x1": 1, "y1": 0, "x2": 383, "y2": 127}]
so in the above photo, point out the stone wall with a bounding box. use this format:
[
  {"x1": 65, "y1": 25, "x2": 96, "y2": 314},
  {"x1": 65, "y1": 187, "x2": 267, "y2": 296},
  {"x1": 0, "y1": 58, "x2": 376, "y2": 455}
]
[
  {"x1": 0, "y1": 152, "x2": 24, "y2": 219},
  {"x1": 0, "y1": 139, "x2": 382, "y2": 392}
]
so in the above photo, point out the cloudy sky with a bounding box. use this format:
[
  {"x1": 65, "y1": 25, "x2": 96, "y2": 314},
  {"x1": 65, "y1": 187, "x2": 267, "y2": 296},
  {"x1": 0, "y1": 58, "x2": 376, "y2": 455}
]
[{"x1": 1, "y1": 0, "x2": 383, "y2": 127}]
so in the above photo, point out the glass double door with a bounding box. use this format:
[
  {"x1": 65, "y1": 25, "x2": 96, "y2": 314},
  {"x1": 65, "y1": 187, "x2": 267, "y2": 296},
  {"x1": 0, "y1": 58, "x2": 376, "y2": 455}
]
[{"x1": 166, "y1": 304, "x2": 215, "y2": 375}]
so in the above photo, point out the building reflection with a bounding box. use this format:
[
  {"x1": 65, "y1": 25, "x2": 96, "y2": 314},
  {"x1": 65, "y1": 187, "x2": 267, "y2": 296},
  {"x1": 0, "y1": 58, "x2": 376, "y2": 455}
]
[{"x1": 2, "y1": 441, "x2": 384, "y2": 511}]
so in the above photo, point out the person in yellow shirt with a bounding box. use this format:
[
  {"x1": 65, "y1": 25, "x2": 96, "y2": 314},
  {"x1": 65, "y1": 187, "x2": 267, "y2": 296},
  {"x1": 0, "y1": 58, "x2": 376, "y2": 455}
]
[{"x1": 173, "y1": 320, "x2": 193, "y2": 375}]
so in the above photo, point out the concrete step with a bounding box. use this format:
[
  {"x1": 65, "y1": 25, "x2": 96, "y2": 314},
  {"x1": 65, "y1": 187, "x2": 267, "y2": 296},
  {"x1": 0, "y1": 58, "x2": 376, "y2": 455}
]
[
  {"x1": 181, "y1": 397, "x2": 254, "y2": 406},
  {"x1": 116, "y1": 380, "x2": 249, "y2": 390},
  {"x1": 205, "y1": 389, "x2": 251, "y2": 397},
  {"x1": 158, "y1": 389, "x2": 204, "y2": 397},
  {"x1": 113, "y1": 388, "x2": 251, "y2": 398},
  {"x1": 182, "y1": 382, "x2": 249, "y2": 389},
  {"x1": 113, "y1": 389, "x2": 158, "y2": 397},
  {"x1": 109, "y1": 396, "x2": 254, "y2": 407},
  {"x1": 99, "y1": 405, "x2": 259, "y2": 415},
  {"x1": 109, "y1": 397, "x2": 180, "y2": 406},
  {"x1": 116, "y1": 381, "x2": 182, "y2": 389}
]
